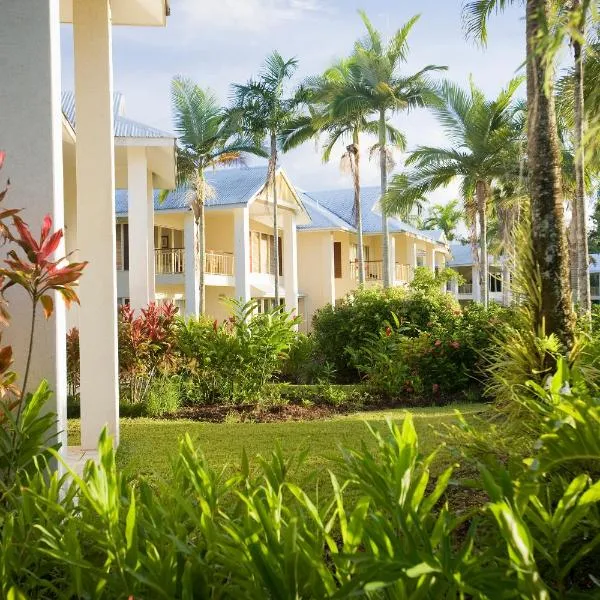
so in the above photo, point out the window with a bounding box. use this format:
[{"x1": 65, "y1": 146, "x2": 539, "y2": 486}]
[
  {"x1": 333, "y1": 241, "x2": 342, "y2": 279},
  {"x1": 253, "y1": 297, "x2": 285, "y2": 313},
  {"x1": 350, "y1": 244, "x2": 370, "y2": 262},
  {"x1": 115, "y1": 223, "x2": 129, "y2": 271},
  {"x1": 416, "y1": 250, "x2": 426, "y2": 268},
  {"x1": 249, "y1": 231, "x2": 282, "y2": 275},
  {"x1": 489, "y1": 273, "x2": 502, "y2": 293}
]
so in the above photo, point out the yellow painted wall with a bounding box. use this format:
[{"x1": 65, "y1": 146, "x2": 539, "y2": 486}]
[{"x1": 206, "y1": 212, "x2": 235, "y2": 253}]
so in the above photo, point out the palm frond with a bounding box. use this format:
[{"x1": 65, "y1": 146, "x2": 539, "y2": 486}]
[{"x1": 462, "y1": 0, "x2": 516, "y2": 45}]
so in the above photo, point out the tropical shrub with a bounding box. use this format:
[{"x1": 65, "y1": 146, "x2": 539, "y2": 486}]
[
  {"x1": 176, "y1": 299, "x2": 299, "y2": 404},
  {"x1": 312, "y1": 284, "x2": 461, "y2": 382},
  {"x1": 146, "y1": 375, "x2": 182, "y2": 417},
  {"x1": 118, "y1": 301, "x2": 179, "y2": 404},
  {"x1": 278, "y1": 333, "x2": 334, "y2": 384}
]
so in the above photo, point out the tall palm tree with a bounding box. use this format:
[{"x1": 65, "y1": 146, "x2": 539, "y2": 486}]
[
  {"x1": 383, "y1": 78, "x2": 523, "y2": 307},
  {"x1": 422, "y1": 200, "x2": 463, "y2": 241},
  {"x1": 169, "y1": 77, "x2": 265, "y2": 315},
  {"x1": 332, "y1": 11, "x2": 445, "y2": 288},
  {"x1": 282, "y1": 59, "x2": 406, "y2": 285},
  {"x1": 463, "y1": 0, "x2": 580, "y2": 347},
  {"x1": 230, "y1": 52, "x2": 299, "y2": 305}
]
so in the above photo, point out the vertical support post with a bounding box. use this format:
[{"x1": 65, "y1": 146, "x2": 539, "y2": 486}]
[
  {"x1": 429, "y1": 247, "x2": 436, "y2": 273},
  {"x1": 325, "y1": 232, "x2": 336, "y2": 304},
  {"x1": 284, "y1": 212, "x2": 298, "y2": 317},
  {"x1": 0, "y1": 1, "x2": 67, "y2": 449},
  {"x1": 127, "y1": 146, "x2": 150, "y2": 311},
  {"x1": 147, "y1": 171, "x2": 155, "y2": 302},
  {"x1": 73, "y1": 0, "x2": 119, "y2": 449},
  {"x1": 389, "y1": 235, "x2": 396, "y2": 285},
  {"x1": 412, "y1": 241, "x2": 418, "y2": 281},
  {"x1": 234, "y1": 207, "x2": 251, "y2": 303},
  {"x1": 472, "y1": 264, "x2": 481, "y2": 302},
  {"x1": 184, "y1": 212, "x2": 199, "y2": 317}
]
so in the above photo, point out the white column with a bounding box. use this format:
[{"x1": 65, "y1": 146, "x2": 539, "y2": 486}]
[
  {"x1": 324, "y1": 232, "x2": 336, "y2": 304},
  {"x1": 0, "y1": 2, "x2": 67, "y2": 450},
  {"x1": 429, "y1": 247, "x2": 436, "y2": 272},
  {"x1": 184, "y1": 213, "x2": 199, "y2": 317},
  {"x1": 127, "y1": 146, "x2": 151, "y2": 311},
  {"x1": 147, "y1": 172, "x2": 155, "y2": 302},
  {"x1": 472, "y1": 265, "x2": 481, "y2": 302},
  {"x1": 234, "y1": 207, "x2": 251, "y2": 303},
  {"x1": 74, "y1": 0, "x2": 119, "y2": 449},
  {"x1": 412, "y1": 241, "x2": 418, "y2": 281},
  {"x1": 284, "y1": 212, "x2": 298, "y2": 316},
  {"x1": 389, "y1": 236, "x2": 396, "y2": 285}
]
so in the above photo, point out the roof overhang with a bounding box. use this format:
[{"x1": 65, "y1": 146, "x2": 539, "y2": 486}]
[{"x1": 60, "y1": 0, "x2": 169, "y2": 26}]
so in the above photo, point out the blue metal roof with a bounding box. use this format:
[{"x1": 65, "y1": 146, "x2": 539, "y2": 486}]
[
  {"x1": 298, "y1": 193, "x2": 354, "y2": 231},
  {"x1": 299, "y1": 187, "x2": 441, "y2": 242},
  {"x1": 116, "y1": 166, "x2": 269, "y2": 214},
  {"x1": 62, "y1": 91, "x2": 174, "y2": 139},
  {"x1": 448, "y1": 243, "x2": 499, "y2": 267}
]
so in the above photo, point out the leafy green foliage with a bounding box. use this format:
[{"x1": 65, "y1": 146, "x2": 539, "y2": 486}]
[
  {"x1": 176, "y1": 299, "x2": 299, "y2": 404},
  {"x1": 146, "y1": 376, "x2": 181, "y2": 417}
]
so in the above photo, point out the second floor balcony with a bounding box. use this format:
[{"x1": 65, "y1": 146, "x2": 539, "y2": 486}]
[
  {"x1": 349, "y1": 260, "x2": 412, "y2": 283},
  {"x1": 153, "y1": 248, "x2": 234, "y2": 276}
]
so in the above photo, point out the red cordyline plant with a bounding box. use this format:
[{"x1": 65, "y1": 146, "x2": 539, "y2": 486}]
[{"x1": 0, "y1": 151, "x2": 87, "y2": 421}]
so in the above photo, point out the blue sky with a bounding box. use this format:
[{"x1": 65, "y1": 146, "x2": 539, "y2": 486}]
[{"x1": 60, "y1": 0, "x2": 526, "y2": 202}]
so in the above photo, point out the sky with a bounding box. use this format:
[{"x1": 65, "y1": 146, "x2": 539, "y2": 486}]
[{"x1": 60, "y1": 0, "x2": 527, "y2": 204}]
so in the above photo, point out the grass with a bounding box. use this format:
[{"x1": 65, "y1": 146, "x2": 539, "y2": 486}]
[{"x1": 68, "y1": 403, "x2": 486, "y2": 489}]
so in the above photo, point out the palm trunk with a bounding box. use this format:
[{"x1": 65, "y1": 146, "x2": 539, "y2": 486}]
[
  {"x1": 198, "y1": 200, "x2": 205, "y2": 315},
  {"x1": 476, "y1": 181, "x2": 489, "y2": 307},
  {"x1": 569, "y1": 202, "x2": 579, "y2": 302},
  {"x1": 353, "y1": 129, "x2": 365, "y2": 285},
  {"x1": 470, "y1": 220, "x2": 481, "y2": 302},
  {"x1": 573, "y1": 2, "x2": 590, "y2": 316},
  {"x1": 379, "y1": 110, "x2": 391, "y2": 288},
  {"x1": 526, "y1": 0, "x2": 576, "y2": 347},
  {"x1": 271, "y1": 133, "x2": 280, "y2": 306}
]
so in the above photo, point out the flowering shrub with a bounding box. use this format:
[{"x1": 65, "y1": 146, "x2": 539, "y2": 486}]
[{"x1": 312, "y1": 286, "x2": 461, "y2": 382}]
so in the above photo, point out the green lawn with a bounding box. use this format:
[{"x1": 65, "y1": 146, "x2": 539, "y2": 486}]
[{"x1": 68, "y1": 404, "x2": 485, "y2": 489}]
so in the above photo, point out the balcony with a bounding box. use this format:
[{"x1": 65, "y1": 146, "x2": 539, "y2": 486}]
[
  {"x1": 155, "y1": 248, "x2": 185, "y2": 274},
  {"x1": 458, "y1": 283, "x2": 473, "y2": 295},
  {"x1": 154, "y1": 249, "x2": 234, "y2": 276},
  {"x1": 350, "y1": 260, "x2": 412, "y2": 282}
]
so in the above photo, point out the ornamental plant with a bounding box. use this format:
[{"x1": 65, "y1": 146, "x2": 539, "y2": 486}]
[{"x1": 0, "y1": 151, "x2": 87, "y2": 486}]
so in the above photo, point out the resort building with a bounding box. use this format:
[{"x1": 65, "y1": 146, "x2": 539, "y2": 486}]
[
  {"x1": 297, "y1": 188, "x2": 451, "y2": 330},
  {"x1": 114, "y1": 166, "x2": 309, "y2": 320}
]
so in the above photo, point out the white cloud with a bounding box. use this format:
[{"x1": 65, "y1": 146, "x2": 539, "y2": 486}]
[{"x1": 178, "y1": 0, "x2": 329, "y2": 32}]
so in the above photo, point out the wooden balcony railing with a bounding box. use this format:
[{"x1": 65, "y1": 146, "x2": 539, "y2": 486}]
[
  {"x1": 350, "y1": 260, "x2": 412, "y2": 282},
  {"x1": 154, "y1": 249, "x2": 234, "y2": 276},
  {"x1": 205, "y1": 250, "x2": 234, "y2": 276},
  {"x1": 155, "y1": 248, "x2": 184, "y2": 274},
  {"x1": 458, "y1": 283, "x2": 473, "y2": 294}
]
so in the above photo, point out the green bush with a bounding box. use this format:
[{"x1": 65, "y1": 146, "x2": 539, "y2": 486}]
[
  {"x1": 268, "y1": 383, "x2": 373, "y2": 407},
  {"x1": 312, "y1": 284, "x2": 462, "y2": 382},
  {"x1": 176, "y1": 299, "x2": 299, "y2": 404},
  {"x1": 146, "y1": 376, "x2": 181, "y2": 417},
  {"x1": 278, "y1": 333, "x2": 335, "y2": 384}
]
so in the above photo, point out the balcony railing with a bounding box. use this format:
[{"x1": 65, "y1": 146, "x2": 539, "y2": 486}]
[
  {"x1": 458, "y1": 283, "x2": 473, "y2": 294},
  {"x1": 155, "y1": 248, "x2": 184, "y2": 274},
  {"x1": 154, "y1": 249, "x2": 234, "y2": 276},
  {"x1": 350, "y1": 260, "x2": 412, "y2": 282},
  {"x1": 205, "y1": 250, "x2": 234, "y2": 276},
  {"x1": 591, "y1": 286, "x2": 600, "y2": 298}
]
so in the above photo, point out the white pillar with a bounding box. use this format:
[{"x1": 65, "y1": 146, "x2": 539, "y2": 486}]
[
  {"x1": 147, "y1": 172, "x2": 155, "y2": 302},
  {"x1": 184, "y1": 213, "x2": 199, "y2": 317},
  {"x1": 74, "y1": 0, "x2": 119, "y2": 449},
  {"x1": 234, "y1": 207, "x2": 251, "y2": 303},
  {"x1": 325, "y1": 232, "x2": 336, "y2": 304},
  {"x1": 0, "y1": 2, "x2": 67, "y2": 449},
  {"x1": 284, "y1": 213, "x2": 298, "y2": 316},
  {"x1": 472, "y1": 265, "x2": 481, "y2": 302},
  {"x1": 389, "y1": 235, "x2": 397, "y2": 285},
  {"x1": 127, "y1": 146, "x2": 151, "y2": 311},
  {"x1": 412, "y1": 241, "x2": 418, "y2": 281},
  {"x1": 429, "y1": 247, "x2": 436, "y2": 273}
]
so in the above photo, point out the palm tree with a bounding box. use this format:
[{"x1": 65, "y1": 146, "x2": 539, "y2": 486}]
[
  {"x1": 282, "y1": 59, "x2": 406, "y2": 285},
  {"x1": 383, "y1": 78, "x2": 523, "y2": 307},
  {"x1": 463, "y1": 0, "x2": 579, "y2": 347},
  {"x1": 230, "y1": 52, "x2": 299, "y2": 305},
  {"x1": 422, "y1": 200, "x2": 463, "y2": 241},
  {"x1": 169, "y1": 77, "x2": 265, "y2": 315},
  {"x1": 332, "y1": 11, "x2": 445, "y2": 288}
]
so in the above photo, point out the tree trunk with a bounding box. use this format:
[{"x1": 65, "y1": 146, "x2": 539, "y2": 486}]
[
  {"x1": 198, "y1": 200, "x2": 205, "y2": 315},
  {"x1": 573, "y1": 1, "x2": 590, "y2": 316},
  {"x1": 476, "y1": 181, "x2": 489, "y2": 307},
  {"x1": 470, "y1": 220, "x2": 481, "y2": 302},
  {"x1": 569, "y1": 202, "x2": 579, "y2": 302},
  {"x1": 379, "y1": 110, "x2": 391, "y2": 288},
  {"x1": 526, "y1": 0, "x2": 576, "y2": 347},
  {"x1": 352, "y1": 128, "x2": 365, "y2": 285},
  {"x1": 271, "y1": 133, "x2": 280, "y2": 306}
]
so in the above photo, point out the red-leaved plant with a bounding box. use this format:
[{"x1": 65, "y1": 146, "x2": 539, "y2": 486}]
[{"x1": 0, "y1": 151, "x2": 87, "y2": 426}]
